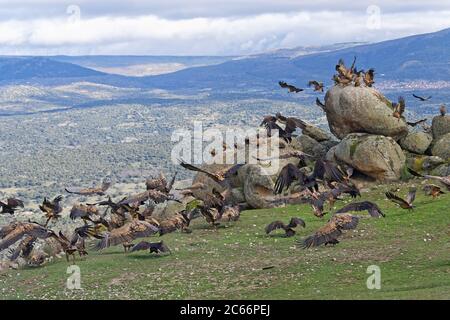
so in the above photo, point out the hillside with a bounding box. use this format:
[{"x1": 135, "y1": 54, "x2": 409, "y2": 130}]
[{"x1": 1, "y1": 184, "x2": 448, "y2": 300}]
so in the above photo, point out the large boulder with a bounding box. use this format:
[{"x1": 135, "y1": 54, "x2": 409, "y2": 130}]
[
  {"x1": 324, "y1": 86, "x2": 408, "y2": 140},
  {"x1": 399, "y1": 131, "x2": 432, "y2": 154},
  {"x1": 294, "y1": 135, "x2": 327, "y2": 160},
  {"x1": 431, "y1": 133, "x2": 450, "y2": 160},
  {"x1": 431, "y1": 115, "x2": 450, "y2": 140},
  {"x1": 238, "y1": 164, "x2": 275, "y2": 209},
  {"x1": 334, "y1": 133, "x2": 406, "y2": 181},
  {"x1": 301, "y1": 124, "x2": 332, "y2": 142}
]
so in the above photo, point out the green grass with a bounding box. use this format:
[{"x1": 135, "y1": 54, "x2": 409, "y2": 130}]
[{"x1": 1, "y1": 183, "x2": 449, "y2": 300}]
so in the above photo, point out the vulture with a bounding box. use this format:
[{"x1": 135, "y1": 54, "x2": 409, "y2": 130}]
[
  {"x1": 157, "y1": 211, "x2": 193, "y2": 235},
  {"x1": 179, "y1": 160, "x2": 243, "y2": 189},
  {"x1": 335, "y1": 58, "x2": 356, "y2": 81},
  {"x1": 363, "y1": 68, "x2": 375, "y2": 87},
  {"x1": 412, "y1": 94, "x2": 431, "y2": 102},
  {"x1": 53, "y1": 231, "x2": 88, "y2": 262},
  {"x1": 0, "y1": 222, "x2": 55, "y2": 252},
  {"x1": 39, "y1": 195, "x2": 63, "y2": 226},
  {"x1": 69, "y1": 204, "x2": 100, "y2": 223},
  {"x1": 278, "y1": 81, "x2": 303, "y2": 93},
  {"x1": 131, "y1": 240, "x2": 171, "y2": 254},
  {"x1": 146, "y1": 172, "x2": 177, "y2": 194},
  {"x1": 423, "y1": 184, "x2": 445, "y2": 199},
  {"x1": 65, "y1": 178, "x2": 112, "y2": 196},
  {"x1": 0, "y1": 198, "x2": 24, "y2": 215},
  {"x1": 392, "y1": 96, "x2": 406, "y2": 120},
  {"x1": 8, "y1": 235, "x2": 36, "y2": 261},
  {"x1": 335, "y1": 201, "x2": 385, "y2": 218},
  {"x1": 440, "y1": 105, "x2": 447, "y2": 116},
  {"x1": 423, "y1": 174, "x2": 450, "y2": 191},
  {"x1": 118, "y1": 189, "x2": 180, "y2": 206},
  {"x1": 385, "y1": 188, "x2": 416, "y2": 210},
  {"x1": 353, "y1": 70, "x2": 364, "y2": 87},
  {"x1": 300, "y1": 213, "x2": 359, "y2": 248},
  {"x1": 265, "y1": 217, "x2": 305, "y2": 237},
  {"x1": 308, "y1": 80, "x2": 324, "y2": 92},
  {"x1": 254, "y1": 150, "x2": 312, "y2": 167},
  {"x1": 407, "y1": 119, "x2": 427, "y2": 127},
  {"x1": 274, "y1": 163, "x2": 317, "y2": 195},
  {"x1": 93, "y1": 220, "x2": 159, "y2": 251},
  {"x1": 218, "y1": 205, "x2": 242, "y2": 222}
]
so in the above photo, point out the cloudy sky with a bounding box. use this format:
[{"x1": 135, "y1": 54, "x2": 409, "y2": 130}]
[{"x1": 1, "y1": 0, "x2": 450, "y2": 56}]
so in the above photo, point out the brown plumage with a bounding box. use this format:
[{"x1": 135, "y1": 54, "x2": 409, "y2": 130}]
[
  {"x1": 424, "y1": 175, "x2": 450, "y2": 191},
  {"x1": 308, "y1": 80, "x2": 324, "y2": 92},
  {"x1": 335, "y1": 58, "x2": 355, "y2": 81},
  {"x1": 179, "y1": 160, "x2": 242, "y2": 188},
  {"x1": 146, "y1": 172, "x2": 177, "y2": 194},
  {"x1": 279, "y1": 81, "x2": 303, "y2": 93},
  {"x1": 218, "y1": 205, "x2": 242, "y2": 222},
  {"x1": 131, "y1": 240, "x2": 171, "y2": 254},
  {"x1": 265, "y1": 217, "x2": 305, "y2": 237},
  {"x1": 39, "y1": 195, "x2": 63, "y2": 226},
  {"x1": 385, "y1": 188, "x2": 416, "y2": 210},
  {"x1": 8, "y1": 235, "x2": 36, "y2": 261},
  {"x1": 69, "y1": 204, "x2": 100, "y2": 223},
  {"x1": 65, "y1": 178, "x2": 112, "y2": 196},
  {"x1": 440, "y1": 105, "x2": 447, "y2": 116},
  {"x1": 300, "y1": 213, "x2": 359, "y2": 248},
  {"x1": 158, "y1": 211, "x2": 192, "y2": 235},
  {"x1": 0, "y1": 198, "x2": 24, "y2": 215},
  {"x1": 392, "y1": 96, "x2": 406, "y2": 120},
  {"x1": 363, "y1": 68, "x2": 375, "y2": 87},
  {"x1": 93, "y1": 220, "x2": 159, "y2": 251},
  {"x1": 335, "y1": 201, "x2": 385, "y2": 218},
  {"x1": 423, "y1": 184, "x2": 445, "y2": 199},
  {"x1": 119, "y1": 189, "x2": 179, "y2": 206},
  {"x1": 0, "y1": 222, "x2": 55, "y2": 252}
]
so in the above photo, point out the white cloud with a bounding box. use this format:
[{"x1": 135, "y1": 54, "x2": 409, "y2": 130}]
[{"x1": 0, "y1": 7, "x2": 449, "y2": 55}]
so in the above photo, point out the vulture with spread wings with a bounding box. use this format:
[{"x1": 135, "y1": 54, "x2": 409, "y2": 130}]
[
  {"x1": 93, "y1": 220, "x2": 159, "y2": 251},
  {"x1": 131, "y1": 240, "x2": 171, "y2": 254},
  {"x1": 179, "y1": 160, "x2": 243, "y2": 189},
  {"x1": 0, "y1": 198, "x2": 24, "y2": 215},
  {"x1": 265, "y1": 217, "x2": 305, "y2": 237},
  {"x1": 0, "y1": 222, "x2": 55, "y2": 252},
  {"x1": 412, "y1": 94, "x2": 431, "y2": 102},
  {"x1": 146, "y1": 172, "x2": 177, "y2": 194},
  {"x1": 300, "y1": 213, "x2": 359, "y2": 248},
  {"x1": 278, "y1": 81, "x2": 303, "y2": 93},
  {"x1": 335, "y1": 201, "x2": 385, "y2": 218},
  {"x1": 308, "y1": 80, "x2": 324, "y2": 92},
  {"x1": 65, "y1": 178, "x2": 112, "y2": 196},
  {"x1": 69, "y1": 204, "x2": 100, "y2": 223},
  {"x1": 385, "y1": 188, "x2": 416, "y2": 210},
  {"x1": 39, "y1": 195, "x2": 63, "y2": 226},
  {"x1": 392, "y1": 96, "x2": 406, "y2": 120}
]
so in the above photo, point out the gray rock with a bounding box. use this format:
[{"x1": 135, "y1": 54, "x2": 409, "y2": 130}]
[
  {"x1": 405, "y1": 153, "x2": 445, "y2": 173},
  {"x1": 301, "y1": 124, "x2": 332, "y2": 142},
  {"x1": 324, "y1": 86, "x2": 409, "y2": 140},
  {"x1": 430, "y1": 164, "x2": 450, "y2": 176},
  {"x1": 399, "y1": 131, "x2": 432, "y2": 154},
  {"x1": 239, "y1": 164, "x2": 275, "y2": 209},
  {"x1": 295, "y1": 135, "x2": 327, "y2": 160},
  {"x1": 431, "y1": 115, "x2": 450, "y2": 140},
  {"x1": 334, "y1": 133, "x2": 406, "y2": 181},
  {"x1": 431, "y1": 133, "x2": 450, "y2": 160}
]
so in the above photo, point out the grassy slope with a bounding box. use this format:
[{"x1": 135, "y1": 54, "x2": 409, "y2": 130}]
[{"x1": 0, "y1": 183, "x2": 449, "y2": 300}]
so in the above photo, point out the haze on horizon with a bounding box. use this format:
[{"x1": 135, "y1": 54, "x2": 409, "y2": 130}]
[{"x1": 1, "y1": 0, "x2": 450, "y2": 56}]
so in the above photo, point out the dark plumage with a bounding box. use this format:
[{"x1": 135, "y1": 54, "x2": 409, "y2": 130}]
[
  {"x1": 265, "y1": 217, "x2": 306, "y2": 237},
  {"x1": 308, "y1": 80, "x2": 324, "y2": 92},
  {"x1": 39, "y1": 195, "x2": 63, "y2": 226},
  {"x1": 279, "y1": 81, "x2": 303, "y2": 93},
  {"x1": 412, "y1": 94, "x2": 431, "y2": 101},
  {"x1": 65, "y1": 178, "x2": 112, "y2": 196},
  {"x1": 300, "y1": 213, "x2": 359, "y2": 248},
  {"x1": 131, "y1": 240, "x2": 171, "y2": 254},
  {"x1": 0, "y1": 198, "x2": 24, "y2": 215},
  {"x1": 385, "y1": 188, "x2": 416, "y2": 210},
  {"x1": 335, "y1": 201, "x2": 385, "y2": 218}
]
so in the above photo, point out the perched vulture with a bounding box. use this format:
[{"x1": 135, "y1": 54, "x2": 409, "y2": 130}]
[
  {"x1": 131, "y1": 240, "x2": 171, "y2": 254},
  {"x1": 265, "y1": 217, "x2": 306, "y2": 237},
  {"x1": 301, "y1": 213, "x2": 359, "y2": 248},
  {"x1": 363, "y1": 68, "x2": 375, "y2": 87},
  {"x1": 218, "y1": 205, "x2": 242, "y2": 222},
  {"x1": 335, "y1": 201, "x2": 385, "y2": 218},
  {"x1": 440, "y1": 105, "x2": 447, "y2": 116},
  {"x1": 385, "y1": 188, "x2": 416, "y2": 210},
  {"x1": 0, "y1": 198, "x2": 24, "y2": 215},
  {"x1": 65, "y1": 178, "x2": 112, "y2": 196},
  {"x1": 392, "y1": 96, "x2": 405, "y2": 120},
  {"x1": 93, "y1": 220, "x2": 159, "y2": 251},
  {"x1": 278, "y1": 81, "x2": 303, "y2": 93}
]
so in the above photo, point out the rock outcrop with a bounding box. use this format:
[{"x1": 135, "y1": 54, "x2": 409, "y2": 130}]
[
  {"x1": 334, "y1": 133, "x2": 406, "y2": 181},
  {"x1": 399, "y1": 131, "x2": 432, "y2": 154},
  {"x1": 431, "y1": 115, "x2": 450, "y2": 140},
  {"x1": 431, "y1": 133, "x2": 450, "y2": 160},
  {"x1": 324, "y1": 86, "x2": 409, "y2": 140}
]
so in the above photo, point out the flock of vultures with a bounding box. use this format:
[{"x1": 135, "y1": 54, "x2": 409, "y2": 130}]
[{"x1": 0, "y1": 58, "x2": 449, "y2": 268}]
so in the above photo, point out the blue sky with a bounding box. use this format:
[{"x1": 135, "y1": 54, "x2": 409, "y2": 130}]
[{"x1": 1, "y1": 0, "x2": 450, "y2": 55}]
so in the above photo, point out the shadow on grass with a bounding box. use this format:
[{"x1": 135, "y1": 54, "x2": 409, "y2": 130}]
[{"x1": 126, "y1": 253, "x2": 171, "y2": 260}]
